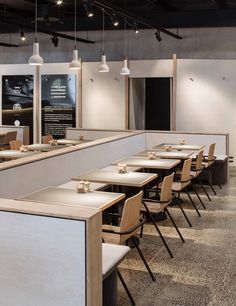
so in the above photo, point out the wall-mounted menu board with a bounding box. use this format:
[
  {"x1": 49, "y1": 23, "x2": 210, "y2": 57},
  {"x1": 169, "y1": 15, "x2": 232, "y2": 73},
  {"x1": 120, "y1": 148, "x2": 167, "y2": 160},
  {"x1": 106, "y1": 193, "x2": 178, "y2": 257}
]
[
  {"x1": 41, "y1": 74, "x2": 76, "y2": 139},
  {"x1": 2, "y1": 75, "x2": 34, "y2": 143}
]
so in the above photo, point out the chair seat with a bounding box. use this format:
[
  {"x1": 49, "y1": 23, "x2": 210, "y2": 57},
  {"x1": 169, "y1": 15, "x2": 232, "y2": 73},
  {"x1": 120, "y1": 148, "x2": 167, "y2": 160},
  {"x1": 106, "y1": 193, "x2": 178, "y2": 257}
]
[
  {"x1": 141, "y1": 201, "x2": 170, "y2": 214},
  {"x1": 202, "y1": 161, "x2": 214, "y2": 168},
  {"x1": 172, "y1": 181, "x2": 189, "y2": 191}
]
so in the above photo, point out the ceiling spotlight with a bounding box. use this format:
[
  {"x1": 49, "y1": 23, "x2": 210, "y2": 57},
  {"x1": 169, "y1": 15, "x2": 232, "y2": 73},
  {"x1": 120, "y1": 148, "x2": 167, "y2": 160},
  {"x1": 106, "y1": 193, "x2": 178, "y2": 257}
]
[
  {"x1": 133, "y1": 21, "x2": 139, "y2": 34},
  {"x1": 20, "y1": 29, "x2": 26, "y2": 41},
  {"x1": 155, "y1": 30, "x2": 162, "y2": 42},
  {"x1": 110, "y1": 13, "x2": 119, "y2": 27},
  {"x1": 84, "y1": 0, "x2": 94, "y2": 18},
  {"x1": 51, "y1": 35, "x2": 59, "y2": 47},
  {"x1": 56, "y1": 0, "x2": 63, "y2": 5}
]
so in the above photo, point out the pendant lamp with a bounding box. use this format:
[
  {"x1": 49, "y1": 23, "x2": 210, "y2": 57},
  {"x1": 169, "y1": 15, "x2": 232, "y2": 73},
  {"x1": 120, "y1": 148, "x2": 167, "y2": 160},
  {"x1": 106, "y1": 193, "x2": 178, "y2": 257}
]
[
  {"x1": 69, "y1": 0, "x2": 81, "y2": 69},
  {"x1": 120, "y1": 17, "x2": 130, "y2": 75},
  {"x1": 99, "y1": 9, "x2": 109, "y2": 73},
  {"x1": 28, "y1": 0, "x2": 43, "y2": 65}
]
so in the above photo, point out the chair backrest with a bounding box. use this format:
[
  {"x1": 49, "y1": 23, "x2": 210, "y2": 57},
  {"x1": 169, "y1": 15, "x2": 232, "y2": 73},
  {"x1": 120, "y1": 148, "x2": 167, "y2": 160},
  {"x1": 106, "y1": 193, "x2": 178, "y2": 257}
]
[
  {"x1": 181, "y1": 158, "x2": 192, "y2": 182},
  {"x1": 10, "y1": 140, "x2": 23, "y2": 150},
  {"x1": 120, "y1": 191, "x2": 143, "y2": 233},
  {"x1": 208, "y1": 143, "x2": 216, "y2": 161},
  {"x1": 195, "y1": 149, "x2": 204, "y2": 170},
  {"x1": 42, "y1": 134, "x2": 53, "y2": 144},
  {"x1": 5, "y1": 131, "x2": 17, "y2": 144},
  {"x1": 160, "y1": 173, "x2": 174, "y2": 202}
]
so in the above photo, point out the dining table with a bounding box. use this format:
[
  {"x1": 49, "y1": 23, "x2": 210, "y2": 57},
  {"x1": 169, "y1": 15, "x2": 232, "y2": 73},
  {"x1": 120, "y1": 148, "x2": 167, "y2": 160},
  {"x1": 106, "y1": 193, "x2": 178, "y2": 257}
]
[
  {"x1": 0, "y1": 149, "x2": 40, "y2": 160},
  {"x1": 135, "y1": 150, "x2": 194, "y2": 160},
  {"x1": 57, "y1": 138, "x2": 91, "y2": 146},
  {"x1": 153, "y1": 143, "x2": 205, "y2": 151},
  {"x1": 17, "y1": 187, "x2": 125, "y2": 212},
  {"x1": 27, "y1": 143, "x2": 68, "y2": 152}
]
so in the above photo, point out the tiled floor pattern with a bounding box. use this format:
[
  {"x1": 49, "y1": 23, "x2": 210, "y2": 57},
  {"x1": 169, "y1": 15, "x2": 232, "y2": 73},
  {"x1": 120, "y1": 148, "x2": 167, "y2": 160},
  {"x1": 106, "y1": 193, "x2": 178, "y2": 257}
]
[{"x1": 117, "y1": 173, "x2": 236, "y2": 306}]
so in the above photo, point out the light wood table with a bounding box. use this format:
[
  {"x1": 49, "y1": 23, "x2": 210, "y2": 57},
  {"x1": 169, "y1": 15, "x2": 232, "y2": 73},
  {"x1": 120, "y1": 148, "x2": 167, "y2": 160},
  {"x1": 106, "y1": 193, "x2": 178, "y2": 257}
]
[
  {"x1": 72, "y1": 169, "x2": 158, "y2": 188},
  {"x1": 153, "y1": 143, "x2": 205, "y2": 151},
  {"x1": 0, "y1": 150, "x2": 40, "y2": 160},
  {"x1": 57, "y1": 139, "x2": 91, "y2": 146},
  {"x1": 18, "y1": 187, "x2": 125, "y2": 211},
  {"x1": 135, "y1": 150, "x2": 194, "y2": 160},
  {"x1": 112, "y1": 157, "x2": 180, "y2": 170},
  {"x1": 27, "y1": 143, "x2": 68, "y2": 152}
]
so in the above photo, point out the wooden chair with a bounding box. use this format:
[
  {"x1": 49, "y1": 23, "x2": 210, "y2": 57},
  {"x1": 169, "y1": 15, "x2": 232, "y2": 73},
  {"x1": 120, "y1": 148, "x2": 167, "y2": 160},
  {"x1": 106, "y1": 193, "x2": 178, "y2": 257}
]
[
  {"x1": 0, "y1": 131, "x2": 17, "y2": 150},
  {"x1": 172, "y1": 158, "x2": 201, "y2": 227},
  {"x1": 202, "y1": 143, "x2": 222, "y2": 194},
  {"x1": 102, "y1": 191, "x2": 155, "y2": 282},
  {"x1": 10, "y1": 140, "x2": 23, "y2": 150},
  {"x1": 42, "y1": 134, "x2": 53, "y2": 144},
  {"x1": 141, "y1": 173, "x2": 185, "y2": 252}
]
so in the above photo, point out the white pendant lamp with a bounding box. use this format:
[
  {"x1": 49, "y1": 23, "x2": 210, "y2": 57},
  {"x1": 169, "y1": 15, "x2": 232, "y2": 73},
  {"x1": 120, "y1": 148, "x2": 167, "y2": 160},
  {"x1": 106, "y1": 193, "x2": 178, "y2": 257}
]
[
  {"x1": 28, "y1": 0, "x2": 43, "y2": 65},
  {"x1": 99, "y1": 9, "x2": 109, "y2": 73},
  {"x1": 69, "y1": 0, "x2": 81, "y2": 70},
  {"x1": 120, "y1": 17, "x2": 130, "y2": 75}
]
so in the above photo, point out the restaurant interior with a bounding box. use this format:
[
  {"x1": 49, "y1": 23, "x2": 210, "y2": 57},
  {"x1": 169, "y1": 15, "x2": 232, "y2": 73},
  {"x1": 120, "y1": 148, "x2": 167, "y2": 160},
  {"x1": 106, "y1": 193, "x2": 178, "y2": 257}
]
[{"x1": 0, "y1": 1, "x2": 235, "y2": 306}]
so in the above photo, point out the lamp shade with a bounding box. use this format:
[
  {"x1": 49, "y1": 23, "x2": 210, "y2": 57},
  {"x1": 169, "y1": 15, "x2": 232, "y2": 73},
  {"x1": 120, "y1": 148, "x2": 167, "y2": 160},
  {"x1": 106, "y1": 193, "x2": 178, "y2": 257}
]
[
  {"x1": 99, "y1": 54, "x2": 109, "y2": 73},
  {"x1": 28, "y1": 42, "x2": 43, "y2": 65},
  {"x1": 69, "y1": 49, "x2": 81, "y2": 69},
  {"x1": 120, "y1": 58, "x2": 130, "y2": 75}
]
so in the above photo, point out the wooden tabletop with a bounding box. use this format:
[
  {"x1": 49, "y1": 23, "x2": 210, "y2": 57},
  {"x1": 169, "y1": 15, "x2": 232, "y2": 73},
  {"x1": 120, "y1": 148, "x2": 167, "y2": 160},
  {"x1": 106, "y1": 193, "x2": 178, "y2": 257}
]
[
  {"x1": 72, "y1": 169, "x2": 158, "y2": 187},
  {"x1": 27, "y1": 143, "x2": 68, "y2": 152},
  {"x1": 57, "y1": 139, "x2": 91, "y2": 145},
  {"x1": 135, "y1": 150, "x2": 194, "y2": 160},
  {"x1": 112, "y1": 157, "x2": 180, "y2": 170},
  {"x1": 153, "y1": 143, "x2": 205, "y2": 151},
  {"x1": 0, "y1": 150, "x2": 40, "y2": 159},
  {"x1": 17, "y1": 187, "x2": 125, "y2": 211}
]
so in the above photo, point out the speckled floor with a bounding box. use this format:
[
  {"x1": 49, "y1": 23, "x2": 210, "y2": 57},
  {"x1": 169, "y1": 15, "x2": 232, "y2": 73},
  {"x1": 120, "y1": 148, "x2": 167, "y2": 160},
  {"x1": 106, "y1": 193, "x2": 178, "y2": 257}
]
[{"x1": 117, "y1": 171, "x2": 236, "y2": 306}]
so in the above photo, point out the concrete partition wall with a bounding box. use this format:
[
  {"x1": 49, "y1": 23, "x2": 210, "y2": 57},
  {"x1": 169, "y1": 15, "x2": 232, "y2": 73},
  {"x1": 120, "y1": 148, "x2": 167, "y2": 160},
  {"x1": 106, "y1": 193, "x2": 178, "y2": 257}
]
[
  {"x1": 0, "y1": 199, "x2": 102, "y2": 306},
  {"x1": 0, "y1": 132, "x2": 145, "y2": 198},
  {"x1": 66, "y1": 128, "x2": 134, "y2": 140}
]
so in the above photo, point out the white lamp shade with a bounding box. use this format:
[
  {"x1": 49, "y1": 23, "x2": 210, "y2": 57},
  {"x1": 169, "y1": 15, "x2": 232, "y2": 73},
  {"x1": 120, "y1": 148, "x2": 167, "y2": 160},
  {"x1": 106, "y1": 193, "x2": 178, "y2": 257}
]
[
  {"x1": 69, "y1": 49, "x2": 82, "y2": 69},
  {"x1": 120, "y1": 58, "x2": 130, "y2": 75},
  {"x1": 99, "y1": 54, "x2": 109, "y2": 73},
  {"x1": 28, "y1": 42, "x2": 43, "y2": 65}
]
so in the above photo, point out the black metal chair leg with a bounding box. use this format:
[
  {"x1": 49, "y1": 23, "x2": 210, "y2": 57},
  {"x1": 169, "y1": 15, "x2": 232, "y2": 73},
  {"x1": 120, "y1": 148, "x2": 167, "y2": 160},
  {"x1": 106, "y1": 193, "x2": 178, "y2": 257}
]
[
  {"x1": 197, "y1": 176, "x2": 212, "y2": 201},
  {"x1": 165, "y1": 208, "x2": 185, "y2": 243},
  {"x1": 190, "y1": 182, "x2": 206, "y2": 210},
  {"x1": 202, "y1": 170, "x2": 217, "y2": 195},
  {"x1": 117, "y1": 269, "x2": 136, "y2": 306},
  {"x1": 177, "y1": 201, "x2": 192, "y2": 227},
  {"x1": 184, "y1": 188, "x2": 201, "y2": 217},
  {"x1": 209, "y1": 166, "x2": 222, "y2": 189},
  {"x1": 142, "y1": 201, "x2": 173, "y2": 258},
  {"x1": 131, "y1": 236, "x2": 156, "y2": 282},
  {"x1": 140, "y1": 223, "x2": 144, "y2": 238}
]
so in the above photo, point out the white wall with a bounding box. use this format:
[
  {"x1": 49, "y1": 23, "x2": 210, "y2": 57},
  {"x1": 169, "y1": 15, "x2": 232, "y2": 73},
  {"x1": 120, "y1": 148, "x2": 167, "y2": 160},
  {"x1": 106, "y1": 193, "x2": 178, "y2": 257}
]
[
  {"x1": 176, "y1": 59, "x2": 236, "y2": 159},
  {"x1": 130, "y1": 59, "x2": 173, "y2": 78},
  {"x1": 82, "y1": 61, "x2": 126, "y2": 129}
]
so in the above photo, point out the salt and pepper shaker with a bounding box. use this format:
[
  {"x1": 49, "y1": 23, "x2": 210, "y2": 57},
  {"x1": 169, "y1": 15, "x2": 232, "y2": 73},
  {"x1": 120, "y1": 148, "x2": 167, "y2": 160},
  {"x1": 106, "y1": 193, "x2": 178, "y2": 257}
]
[{"x1": 79, "y1": 133, "x2": 84, "y2": 140}]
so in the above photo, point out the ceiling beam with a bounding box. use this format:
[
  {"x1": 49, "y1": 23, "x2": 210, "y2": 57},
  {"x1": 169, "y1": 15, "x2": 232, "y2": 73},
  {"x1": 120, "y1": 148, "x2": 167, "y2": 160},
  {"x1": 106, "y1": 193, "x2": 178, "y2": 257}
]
[{"x1": 93, "y1": 0, "x2": 182, "y2": 39}]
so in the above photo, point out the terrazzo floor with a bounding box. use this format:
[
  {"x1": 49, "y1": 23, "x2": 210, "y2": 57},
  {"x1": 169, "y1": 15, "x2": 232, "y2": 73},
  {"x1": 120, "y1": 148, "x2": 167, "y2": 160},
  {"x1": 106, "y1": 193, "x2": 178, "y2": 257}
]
[{"x1": 117, "y1": 171, "x2": 236, "y2": 306}]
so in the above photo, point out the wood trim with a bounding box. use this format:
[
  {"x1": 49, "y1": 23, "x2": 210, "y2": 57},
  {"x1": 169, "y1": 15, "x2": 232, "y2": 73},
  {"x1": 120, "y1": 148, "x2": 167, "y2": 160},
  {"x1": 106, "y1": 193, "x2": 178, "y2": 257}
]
[
  {"x1": 172, "y1": 54, "x2": 177, "y2": 131},
  {"x1": 125, "y1": 76, "x2": 129, "y2": 129},
  {"x1": 77, "y1": 68, "x2": 82, "y2": 128}
]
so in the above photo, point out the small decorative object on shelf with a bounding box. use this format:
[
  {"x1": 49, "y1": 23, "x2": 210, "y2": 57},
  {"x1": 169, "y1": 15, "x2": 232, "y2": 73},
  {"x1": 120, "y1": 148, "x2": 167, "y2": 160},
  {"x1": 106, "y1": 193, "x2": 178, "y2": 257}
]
[
  {"x1": 84, "y1": 181, "x2": 91, "y2": 192},
  {"x1": 148, "y1": 151, "x2": 156, "y2": 160},
  {"x1": 20, "y1": 145, "x2": 29, "y2": 152},
  {"x1": 118, "y1": 163, "x2": 127, "y2": 174},
  {"x1": 178, "y1": 139, "x2": 186, "y2": 145},
  {"x1": 49, "y1": 139, "x2": 58, "y2": 146},
  {"x1": 76, "y1": 180, "x2": 86, "y2": 193},
  {"x1": 79, "y1": 134, "x2": 84, "y2": 140},
  {"x1": 164, "y1": 144, "x2": 172, "y2": 151}
]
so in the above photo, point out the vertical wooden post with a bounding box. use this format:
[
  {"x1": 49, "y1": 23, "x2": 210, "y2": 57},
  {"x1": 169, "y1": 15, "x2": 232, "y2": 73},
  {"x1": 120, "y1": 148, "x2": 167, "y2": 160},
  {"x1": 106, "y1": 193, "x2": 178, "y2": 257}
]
[
  {"x1": 172, "y1": 54, "x2": 177, "y2": 131},
  {"x1": 125, "y1": 76, "x2": 129, "y2": 130},
  {"x1": 34, "y1": 65, "x2": 40, "y2": 143}
]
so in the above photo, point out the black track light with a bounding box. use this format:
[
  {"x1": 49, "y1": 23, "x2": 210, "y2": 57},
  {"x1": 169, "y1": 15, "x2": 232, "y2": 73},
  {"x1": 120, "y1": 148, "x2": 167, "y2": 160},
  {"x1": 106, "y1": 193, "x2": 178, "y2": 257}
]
[
  {"x1": 155, "y1": 30, "x2": 162, "y2": 42},
  {"x1": 20, "y1": 29, "x2": 26, "y2": 41},
  {"x1": 84, "y1": 0, "x2": 94, "y2": 18},
  {"x1": 110, "y1": 13, "x2": 119, "y2": 27},
  {"x1": 133, "y1": 21, "x2": 139, "y2": 34},
  {"x1": 56, "y1": 0, "x2": 63, "y2": 5},
  {"x1": 51, "y1": 35, "x2": 59, "y2": 47}
]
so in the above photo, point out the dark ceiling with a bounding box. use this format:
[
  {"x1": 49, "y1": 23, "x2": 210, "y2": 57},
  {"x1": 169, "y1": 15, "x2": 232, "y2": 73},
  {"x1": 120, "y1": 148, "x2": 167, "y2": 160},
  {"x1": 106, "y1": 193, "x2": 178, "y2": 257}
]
[{"x1": 0, "y1": 0, "x2": 236, "y2": 43}]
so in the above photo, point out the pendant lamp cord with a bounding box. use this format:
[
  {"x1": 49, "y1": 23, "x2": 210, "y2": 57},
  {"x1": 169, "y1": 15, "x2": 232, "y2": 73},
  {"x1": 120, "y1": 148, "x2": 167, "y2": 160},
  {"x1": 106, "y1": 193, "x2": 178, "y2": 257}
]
[
  {"x1": 35, "y1": 0, "x2": 38, "y2": 42},
  {"x1": 102, "y1": 8, "x2": 105, "y2": 54},
  {"x1": 124, "y1": 17, "x2": 127, "y2": 58},
  {"x1": 74, "y1": 0, "x2": 77, "y2": 49}
]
